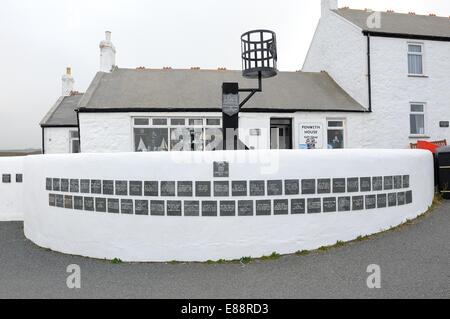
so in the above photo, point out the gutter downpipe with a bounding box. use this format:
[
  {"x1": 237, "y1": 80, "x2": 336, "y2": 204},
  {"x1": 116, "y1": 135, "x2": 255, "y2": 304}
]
[{"x1": 366, "y1": 33, "x2": 372, "y2": 112}]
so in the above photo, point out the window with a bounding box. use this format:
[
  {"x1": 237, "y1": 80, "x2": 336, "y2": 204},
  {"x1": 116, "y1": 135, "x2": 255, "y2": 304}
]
[
  {"x1": 69, "y1": 130, "x2": 80, "y2": 153},
  {"x1": 133, "y1": 117, "x2": 222, "y2": 152},
  {"x1": 408, "y1": 43, "x2": 424, "y2": 75},
  {"x1": 327, "y1": 120, "x2": 345, "y2": 149},
  {"x1": 410, "y1": 103, "x2": 425, "y2": 135}
]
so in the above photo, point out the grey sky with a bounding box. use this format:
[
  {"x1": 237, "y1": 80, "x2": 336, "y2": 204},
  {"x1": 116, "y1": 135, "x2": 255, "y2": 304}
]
[{"x1": 0, "y1": 0, "x2": 448, "y2": 150}]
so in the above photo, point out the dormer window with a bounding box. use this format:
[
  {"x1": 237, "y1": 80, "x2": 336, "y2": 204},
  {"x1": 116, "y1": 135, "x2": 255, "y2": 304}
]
[{"x1": 408, "y1": 43, "x2": 424, "y2": 75}]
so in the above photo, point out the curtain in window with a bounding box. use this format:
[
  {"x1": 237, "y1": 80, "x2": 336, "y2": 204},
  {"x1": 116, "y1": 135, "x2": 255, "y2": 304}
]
[
  {"x1": 408, "y1": 54, "x2": 423, "y2": 75},
  {"x1": 410, "y1": 114, "x2": 424, "y2": 134}
]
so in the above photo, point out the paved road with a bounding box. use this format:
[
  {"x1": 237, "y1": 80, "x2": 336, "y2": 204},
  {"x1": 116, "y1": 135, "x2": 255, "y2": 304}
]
[{"x1": 0, "y1": 203, "x2": 449, "y2": 299}]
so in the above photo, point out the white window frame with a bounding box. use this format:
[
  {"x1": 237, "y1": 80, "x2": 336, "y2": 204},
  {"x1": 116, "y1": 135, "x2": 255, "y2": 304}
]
[
  {"x1": 326, "y1": 119, "x2": 346, "y2": 149},
  {"x1": 407, "y1": 42, "x2": 425, "y2": 76},
  {"x1": 69, "y1": 130, "x2": 80, "y2": 153},
  {"x1": 409, "y1": 102, "x2": 427, "y2": 137}
]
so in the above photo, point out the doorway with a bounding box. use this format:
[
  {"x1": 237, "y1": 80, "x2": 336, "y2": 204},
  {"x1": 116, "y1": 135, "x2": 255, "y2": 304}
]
[{"x1": 270, "y1": 118, "x2": 292, "y2": 149}]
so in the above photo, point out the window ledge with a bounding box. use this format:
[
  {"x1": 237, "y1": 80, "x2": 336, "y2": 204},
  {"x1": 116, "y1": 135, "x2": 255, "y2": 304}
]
[
  {"x1": 408, "y1": 74, "x2": 428, "y2": 78},
  {"x1": 409, "y1": 135, "x2": 430, "y2": 139}
]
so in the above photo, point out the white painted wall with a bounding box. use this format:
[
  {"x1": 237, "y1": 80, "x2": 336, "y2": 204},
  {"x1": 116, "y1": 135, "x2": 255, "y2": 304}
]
[
  {"x1": 44, "y1": 127, "x2": 73, "y2": 154},
  {"x1": 0, "y1": 157, "x2": 24, "y2": 221}
]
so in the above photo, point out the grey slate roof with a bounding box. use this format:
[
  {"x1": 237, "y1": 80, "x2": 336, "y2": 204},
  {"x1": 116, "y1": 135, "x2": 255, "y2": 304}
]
[
  {"x1": 78, "y1": 68, "x2": 365, "y2": 112},
  {"x1": 334, "y1": 8, "x2": 450, "y2": 38},
  {"x1": 40, "y1": 94, "x2": 83, "y2": 127}
]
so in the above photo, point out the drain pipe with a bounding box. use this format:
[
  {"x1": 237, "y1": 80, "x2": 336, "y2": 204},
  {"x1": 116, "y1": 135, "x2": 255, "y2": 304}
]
[{"x1": 366, "y1": 33, "x2": 372, "y2": 112}]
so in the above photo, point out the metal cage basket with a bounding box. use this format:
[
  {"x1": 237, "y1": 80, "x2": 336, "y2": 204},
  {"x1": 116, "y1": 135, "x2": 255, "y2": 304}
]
[{"x1": 241, "y1": 30, "x2": 278, "y2": 79}]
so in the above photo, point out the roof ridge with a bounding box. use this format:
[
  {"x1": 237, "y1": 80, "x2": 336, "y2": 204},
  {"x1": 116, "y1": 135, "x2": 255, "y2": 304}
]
[{"x1": 337, "y1": 7, "x2": 450, "y2": 19}]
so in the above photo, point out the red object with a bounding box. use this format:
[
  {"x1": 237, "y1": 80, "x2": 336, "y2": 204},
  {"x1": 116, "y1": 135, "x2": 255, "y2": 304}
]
[{"x1": 416, "y1": 140, "x2": 440, "y2": 153}]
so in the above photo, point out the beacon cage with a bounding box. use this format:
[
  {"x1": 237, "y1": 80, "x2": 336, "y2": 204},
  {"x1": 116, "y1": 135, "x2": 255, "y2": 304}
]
[{"x1": 241, "y1": 30, "x2": 278, "y2": 79}]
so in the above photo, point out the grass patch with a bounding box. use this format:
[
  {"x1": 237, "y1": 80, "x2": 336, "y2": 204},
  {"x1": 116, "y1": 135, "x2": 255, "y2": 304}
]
[
  {"x1": 260, "y1": 252, "x2": 281, "y2": 261},
  {"x1": 295, "y1": 250, "x2": 310, "y2": 256},
  {"x1": 239, "y1": 256, "x2": 253, "y2": 264},
  {"x1": 111, "y1": 258, "x2": 122, "y2": 264}
]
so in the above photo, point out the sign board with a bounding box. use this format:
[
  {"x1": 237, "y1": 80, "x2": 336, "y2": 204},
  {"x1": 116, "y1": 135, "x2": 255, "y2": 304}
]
[
  {"x1": 222, "y1": 94, "x2": 240, "y2": 116},
  {"x1": 299, "y1": 123, "x2": 323, "y2": 149}
]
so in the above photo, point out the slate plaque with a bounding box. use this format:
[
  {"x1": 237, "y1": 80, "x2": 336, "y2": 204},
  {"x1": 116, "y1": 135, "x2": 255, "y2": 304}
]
[
  {"x1": 178, "y1": 181, "x2": 193, "y2": 197},
  {"x1": 49, "y1": 194, "x2": 56, "y2": 206},
  {"x1": 150, "y1": 200, "x2": 165, "y2": 216},
  {"x1": 347, "y1": 178, "x2": 359, "y2": 193},
  {"x1": 397, "y1": 192, "x2": 406, "y2": 206},
  {"x1": 213, "y1": 161, "x2": 229, "y2": 178},
  {"x1": 332, "y1": 178, "x2": 346, "y2": 193},
  {"x1": 107, "y1": 198, "x2": 120, "y2": 214},
  {"x1": 365, "y1": 195, "x2": 376, "y2": 209},
  {"x1": 406, "y1": 190, "x2": 413, "y2": 204},
  {"x1": 2, "y1": 174, "x2": 11, "y2": 183},
  {"x1": 70, "y1": 179, "x2": 79, "y2": 193},
  {"x1": 388, "y1": 193, "x2": 397, "y2": 207},
  {"x1": 352, "y1": 196, "x2": 364, "y2": 211},
  {"x1": 129, "y1": 181, "x2": 143, "y2": 196},
  {"x1": 167, "y1": 200, "x2": 182, "y2": 216},
  {"x1": 74, "y1": 196, "x2": 83, "y2": 210},
  {"x1": 220, "y1": 201, "x2": 236, "y2": 216},
  {"x1": 84, "y1": 197, "x2": 94, "y2": 211},
  {"x1": 238, "y1": 200, "x2": 253, "y2": 216},
  {"x1": 56, "y1": 194, "x2": 64, "y2": 208},
  {"x1": 144, "y1": 181, "x2": 159, "y2": 196},
  {"x1": 338, "y1": 197, "x2": 351, "y2": 212},
  {"x1": 360, "y1": 177, "x2": 371, "y2": 192},
  {"x1": 135, "y1": 200, "x2": 149, "y2": 215},
  {"x1": 53, "y1": 178, "x2": 61, "y2": 191},
  {"x1": 16, "y1": 174, "x2": 23, "y2": 183},
  {"x1": 323, "y1": 197, "x2": 336, "y2": 213},
  {"x1": 80, "y1": 179, "x2": 90, "y2": 193},
  {"x1": 91, "y1": 180, "x2": 102, "y2": 194},
  {"x1": 202, "y1": 201, "x2": 218, "y2": 216},
  {"x1": 61, "y1": 179, "x2": 69, "y2": 192},
  {"x1": 377, "y1": 194, "x2": 387, "y2": 208},
  {"x1": 115, "y1": 181, "x2": 128, "y2": 196},
  {"x1": 318, "y1": 179, "x2": 331, "y2": 194},
  {"x1": 161, "y1": 181, "x2": 176, "y2": 197},
  {"x1": 394, "y1": 176, "x2": 402, "y2": 189},
  {"x1": 121, "y1": 199, "x2": 134, "y2": 214},
  {"x1": 46, "y1": 178, "x2": 52, "y2": 190},
  {"x1": 184, "y1": 201, "x2": 200, "y2": 216},
  {"x1": 274, "y1": 199, "x2": 289, "y2": 215},
  {"x1": 291, "y1": 199, "x2": 305, "y2": 214},
  {"x1": 372, "y1": 177, "x2": 383, "y2": 191},
  {"x1": 250, "y1": 180, "x2": 265, "y2": 196},
  {"x1": 403, "y1": 175, "x2": 410, "y2": 188},
  {"x1": 284, "y1": 180, "x2": 299, "y2": 195},
  {"x1": 102, "y1": 180, "x2": 114, "y2": 195},
  {"x1": 256, "y1": 200, "x2": 272, "y2": 216},
  {"x1": 196, "y1": 181, "x2": 211, "y2": 197},
  {"x1": 95, "y1": 198, "x2": 107, "y2": 212},
  {"x1": 64, "y1": 195, "x2": 73, "y2": 209},
  {"x1": 302, "y1": 179, "x2": 316, "y2": 195},
  {"x1": 232, "y1": 181, "x2": 247, "y2": 196},
  {"x1": 214, "y1": 181, "x2": 229, "y2": 197},
  {"x1": 384, "y1": 176, "x2": 393, "y2": 190},
  {"x1": 267, "y1": 180, "x2": 283, "y2": 196},
  {"x1": 307, "y1": 198, "x2": 321, "y2": 214}
]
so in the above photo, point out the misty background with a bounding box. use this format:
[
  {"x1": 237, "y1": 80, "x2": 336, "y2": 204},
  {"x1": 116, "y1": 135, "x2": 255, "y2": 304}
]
[{"x1": 0, "y1": 0, "x2": 448, "y2": 150}]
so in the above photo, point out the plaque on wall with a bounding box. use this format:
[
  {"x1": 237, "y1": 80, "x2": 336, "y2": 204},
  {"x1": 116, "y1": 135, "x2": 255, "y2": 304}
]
[
  {"x1": 384, "y1": 176, "x2": 393, "y2": 190},
  {"x1": 388, "y1": 193, "x2": 397, "y2": 207},
  {"x1": 61, "y1": 179, "x2": 69, "y2": 192},
  {"x1": 302, "y1": 179, "x2": 316, "y2": 195},
  {"x1": 323, "y1": 197, "x2": 336, "y2": 213},
  {"x1": 46, "y1": 178, "x2": 52, "y2": 191},
  {"x1": 121, "y1": 199, "x2": 134, "y2": 214},
  {"x1": 338, "y1": 197, "x2": 351, "y2": 212},
  {"x1": 144, "y1": 181, "x2": 158, "y2": 196},
  {"x1": 178, "y1": 181, "x2": 193, "y2": 197},
  {"x1": 196, "y1": 181, "x2": 211, "y2": 197},
  {"x1": 202, "y1": 201, "x2": 218, "y2": 216},
  {"x1": 53, "y1": 178, "x2": 61, "y2": 191},
  {"x1": 273, "y1": 199, "x2": 288, "y2": 215},
  {"x1": 102, "y1": 180, "x2": 114, "y2": 195},
  {"x1": 161, "y1": 181, "x2": 176, "y2": 197},
  {"x1": 352, "y1": 196, "x2": 364, "y2": 211},
  {"x1": 232, "y1": 181, "x2": 247, "y2": 196},
  {"x1": 16, "y1": 174, "x2": 23, "y2": 183},
  {"x1": 129, "y1": 181, "x2": 143, "y2": 196},
  {"x1": 397, "y1": 192, "x2": 406, "y2": 205},
  {"x1": 135, "y1": 200, "x2": 149, "y2": 215},
  {"x1": 64, "y1": 195, "x2": 73, "y2": 209},
  {"x1": 307, "y1": 198, "x2": 321, "y2": 214},
  {"x1": 332, "y1": 178, "x2": 346, "y2": 193},
  {"x1": 365, "y1": 195, "x2": 376, "y2": 209},
  {"x1": 238, "y1": 200, "x2": 253, "y2": 216},
  {"x1": 213, "y1": 161, "x2": 229, "y2": 178},
  {"x1": 318, "y1": 179, "x2": 331, "y2": 194},
  {"x1": 250, "y1": 181, "x2": 265, "y2": 196},
  {"x1": 150, "y1": 200, "x2": 165, "y2": 216},
  {"x1": 360, "y1": 177, "x2": 371, "y2": 192},
  {"x1": 184, "y1": 201, "x2": 200, "y2": 216},
  {"x1": 74, "y1": 196, "x2": 83, "y2": 210},
  {"x1": 347, "y1": 178, "x2": 359, "y2": 193},
  {"x1": 167, "y1": 200, "x2": 182, "y2": 216},
  {"x1": 91, "y1": 180, "x2": 102, "y2": 194},
  {"x1": 372, "y1": 177, "x2": 383, "y2": 191},
  {"x1": 115, "y1": 181, "x2": 128, "y2": 196},
  {"x1": 49, "y1": 194, "x2": 56, "y2": 206},
  {"x1": 95, "y1": 198, "x2": 107, "y2": 212},
  {"x1": 267, "y1": 180, "x2": 283, "y2": 196},
  {"x1": 377, "y1": 194, "x2": 387, "y2": 208},
  {"x1": 256, "y1": 200, "x2": 271, "y2": 216},
  {"x1": 107, "y1": 198, "x2": 120, "y2": 214},
  {"x1": 56, "y1": 194, "x2": 64, "y2": 208},
  {"x1": 70, "y1": 179, "x2": 79, "y2": 193},
  {"x1": 220, "y1": 201, "x2": 236, "y2": 216},
  {"x1": 214, "y1": 181, "x2": 230, "y2": 197},
  {"x1": 406, "y1": 190, "x2": 413, "y2": 204},
  {"x1": 394, "y1": 176, "x2": 402, "y2": 189},
  {"x1": 291, "y1": 199, "x2": 305, "y2": 214},
  {"x1": 80, "y1": 179, "x2": 90, "y2": 193},
  {"x1": 284, "y1": 180, "x2": 299, "y2": 195},
  {"x1": 403, "y1": 175, "x2": 410, "y2": 188},
  {"x1": 84, "y1": 197, "x2": 94, "y2": 211}
]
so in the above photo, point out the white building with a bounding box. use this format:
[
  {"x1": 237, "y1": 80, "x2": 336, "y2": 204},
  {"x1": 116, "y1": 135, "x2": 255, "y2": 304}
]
[{"x1": 40, "y1": 1, "x2": 450, "y2": 154}]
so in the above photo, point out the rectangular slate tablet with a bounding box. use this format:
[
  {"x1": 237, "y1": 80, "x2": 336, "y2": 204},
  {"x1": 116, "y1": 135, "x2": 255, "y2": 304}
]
[
  {"x1": 102, "y1": 180, "x2": 114, "y2": 195},
  {"x1": 167, "y1": 200, "x2": 182, "y2": 216},
  {"x1": 250, "y1": 180, "x2": 265, "y2": 196},
  {"x1": 323, "y1": 197, "x2": 336, "y2": 213},
  {"x1": 49, "y1": 194, "x2": 56, "y2": 206},
  {"x1": 220, "y1": 201, "x2": 236, "y2": 216},
  {"x1": 273, "y1": 199, "x2": 289, "y2": 215},
  {"x1": 196, "y1": 181, "x2": 211, "y2": 197},
  {"x1": 332, "y1": 178, "x2": 346, "y2": 193},
  {"x1": 121, "y1": 199, "x2": 134, "y2": 214},
  {"x1": 394, "y1": 176, "x2": 402, "y2": 189},
  {"x1": 360, "y1": 177, "x2": 371, "y2": 192},
  {"x1": 397, "y1": 192, "x2": 406, "y2": 206},
  {"x1": 56, "y1": 194, "x2": 64, "y2": 208},
  {"x1": 284, "y1": 180, "x2": 299, "y2": 195},
  {"x1": 256, "y1": 200, "x2": 272, "y2": 216},
  {"x1": 74, "y1": 196, "x2": 83, "y2": 210},
  {"x1": 177, "y1": 181, "x2": 193, "y2": 197},
  {"x1": 70, "y1": 179, "x2": 79, "y2": 193},
  {"x1": 307, "y1": 198, "x2": 321, "y2": 214},
  {"x1": 53, "y1": 178, "x2": 61, "y2": 191},
  {"x1": 302, "y1": 179, "x2": 316, "y2": 195},
  {"x1": 214, "y1": 181, "x2": 229, "y2": 197},
  {"x1": 64, "y1": 195, "x2": 73, "y2": 209},
  {"x1": 317, "y1": 179, "x2": 331, "y2": 194},
  {"x1": 135, "y1": 200, "x2": 149, "y2": 215},
  {"x1": 2, "y1": 174, "x2": 11, "y2": 183},
  {"x1": 144, "y1": 181, "x2": 158, "y2": 196},
  {"x1": 16, "y1": 174, "x2": 23, "y2": 183},
  {"x1": 338, "y1": 196, "x2": 351, "y2": 212},
  {"x1": 365, "y1": 195, "x2": 376, "y2": 209},
  {"x1": 238, "y1": 200, "x2": 253, "y2": 216},
  {"x1": 384, "y1": 176, "x2": 393, "y2": 190},
  {"x1": 267, "y1": 180, "x2": 283, "y2": 196},
  {"x1": 377, "y1": 194, "x2": 387, "y2": 208},
  {"x1": 61, "y1": 179, "x2": 69, "y2": 192},
  {"x1": 372, "y1": 176, "x2": 383, "y2": 191},
  {"x1": 46, "y1": 178, "x2": 52, "y2": 191},
  {"x1": 91, "y1": 180, "x2": 102, "y2": 194},
  {"x1": 347, "y1": 178, "x2": 359, "y2": 193},
  {"x1": 388, "y1": 193, "x2": 397, "y2": 207},
  {"x1": 95, "y1": 198, "x2": 107, "y2": 212},
  {"x1": 213, "y1": 161, "x2": 229, "y2": 178},
  {"x1": 352, "y1": 196, "x2": 364, "y2": 211},
  {"x1": 161, "y1": 181, "x2": 176, "y2": 197},
  {"x1": 184, "y1": 201, "x2": 200, "y2": 216},
  {"x1": 115, "y1": 181, "x2": 128, "y2": 196},
  {"x1": 129, "y1": 181, "x2": 143, "y2": 196},
  {"x1": 80, "y1": 179, "x2": 90, "y2": 193},
  {"x1": 202, "y1": 201, "x2": 218, "y2": 216},
  {"x1": 232, "y1": 181, "x2": 247, "y2": 196},
  {"x1": 150, "y1": 200, "x2": 165, "y2": 216},
  {"x1": 291, "y1": 199, "x2": 305, "y2": 214},
  {"x1": 107, "y1": 198, "x2": 120, "y2": 214},
  {"x1": 406, "y1": 190, "x2": 413, "y2": 204},
  {"x1": 84, "y1": 197, "x2": 94, "y2": 211},
  {"x1": 403, "y1": 175, "x2": 410, "y2": 188}
]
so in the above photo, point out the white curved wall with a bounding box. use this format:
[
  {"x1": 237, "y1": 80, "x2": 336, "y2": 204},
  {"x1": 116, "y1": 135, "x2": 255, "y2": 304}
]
[{"x1": 0, "y1": 157, "x2": 24, "y2": 221}]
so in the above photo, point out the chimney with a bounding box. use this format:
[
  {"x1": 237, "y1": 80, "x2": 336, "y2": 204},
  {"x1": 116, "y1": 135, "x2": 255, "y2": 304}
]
[
  {"x1": 61, "y1": 67, "x2": 74, "y2": 96},
  {"x1": 321, "y1": 0, "x2": 338, "y2": 16},
  {"x1": 99, "y1": 31, "x2": 116, "y2": 73}
]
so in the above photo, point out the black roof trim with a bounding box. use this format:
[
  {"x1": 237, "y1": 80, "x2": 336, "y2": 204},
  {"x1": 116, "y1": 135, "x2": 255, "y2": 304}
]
[
  {"x1": 363, "y1": 30, "x2": 450, "y2": 42},
  {"x1": 41, "y1": 124, "x2": 79, "y2": 128}
]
